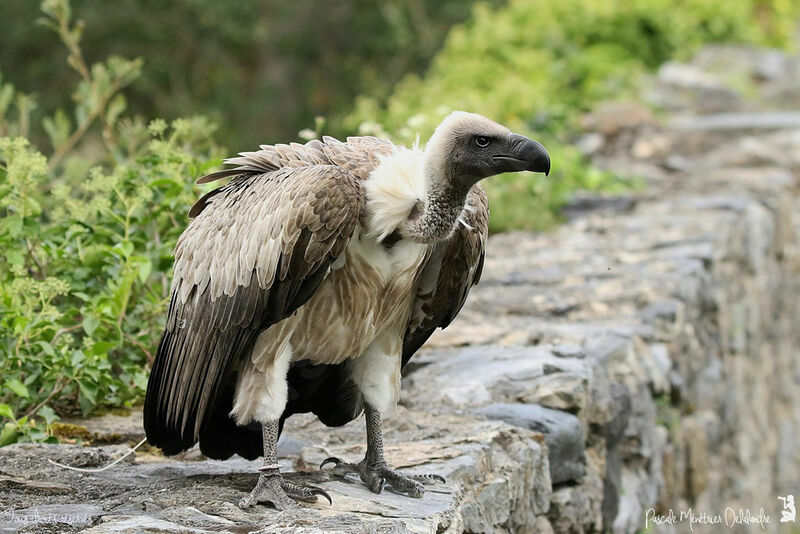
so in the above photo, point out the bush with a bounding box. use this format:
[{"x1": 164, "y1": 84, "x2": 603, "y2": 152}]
[
  {"x1": 0, "y1": 0, "x2": 495, "y2": 149},
  {"x1": 347, "y1": 0, "x2": 799, "y2": 231},
  {"x1": 0, "y1": 0, "x2": 221, "y2": 444}
]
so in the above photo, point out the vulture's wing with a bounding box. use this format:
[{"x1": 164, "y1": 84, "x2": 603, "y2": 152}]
[
  {"x1": 144, "y1": 162, "x2": 366, "y2": 456},
  {"x1": 402, "y1": 184, "x2": 489, "y2": 366},
  {"x1": 197, "y1": 136, "x2": 395, "y2": 184}
]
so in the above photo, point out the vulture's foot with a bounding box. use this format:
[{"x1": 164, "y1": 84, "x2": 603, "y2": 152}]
[
  {"x1": 239, "y1": 467, "x2": 332, "y2": 510},
  {"x1": 320, "y1": 457, "x2": 445, "y2": 498}
]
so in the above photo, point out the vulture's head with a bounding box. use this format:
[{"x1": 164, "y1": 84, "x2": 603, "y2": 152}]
[
  {"x1": 423, "y1": 111, "x2": 550, "y2": 191},
  {"x1": 401, "y1": 111, "x2": 550, "y2": 243}
]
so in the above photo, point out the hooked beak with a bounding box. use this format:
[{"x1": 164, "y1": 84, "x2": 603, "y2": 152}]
[{"x1": 493, "y1": 133, "x2": 551, "y2": 176}]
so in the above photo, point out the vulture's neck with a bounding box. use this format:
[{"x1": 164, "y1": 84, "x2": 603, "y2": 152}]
[
  {"x1": 407, "y1": 174, "x2": 470, "y2": 242},
  {"x1": 406, "y1": 145, "x2": 475, "y2": 242},
  {"x1": 364, "y1": 145, "x2": 471, "y2": 244}
]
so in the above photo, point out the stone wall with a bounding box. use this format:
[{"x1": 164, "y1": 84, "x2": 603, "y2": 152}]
[
  {"x1": 1, "y1": 46, "x2": 798, "y2": 534},
  {"x1": 405, "y1": 45, "x2": 800, "y2": 533}
]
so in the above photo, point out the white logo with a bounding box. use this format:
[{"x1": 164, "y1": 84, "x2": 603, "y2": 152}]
[{"x1": 779, "y1": 495, "x2": 796, "y2": 523}]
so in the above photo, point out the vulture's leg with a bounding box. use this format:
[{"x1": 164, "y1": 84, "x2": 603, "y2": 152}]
[
  {"x1": 239, "y1": 420, "x2": 331, "y2": 510},
  {"x1": 320, "y1": 404, "x2": 445, "y2": 497}
]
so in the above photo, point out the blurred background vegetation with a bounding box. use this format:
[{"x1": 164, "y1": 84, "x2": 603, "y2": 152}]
[
  {"x1": 1, "y1": 0, "x2": 494, "y2": 150},
  {"x1": 0, "y1": 0, "x2": 798, "y2": 444}
]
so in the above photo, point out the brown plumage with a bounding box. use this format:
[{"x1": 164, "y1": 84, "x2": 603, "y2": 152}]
[{"x1": 144, "y1": 112, "x2": 550, "y2": 505}]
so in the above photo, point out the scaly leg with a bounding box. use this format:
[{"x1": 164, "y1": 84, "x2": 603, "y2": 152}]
[
  {"x1": 320, "y1": 404, "x2": 445, "y2": 497},
  {"x1": 239, "y1": 420, "x2": 332, "y2": 510}
]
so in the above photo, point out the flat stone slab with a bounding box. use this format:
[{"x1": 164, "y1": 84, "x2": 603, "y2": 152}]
[{"x1": 0, "y1": 410, "x2": 550, "y2": 534}]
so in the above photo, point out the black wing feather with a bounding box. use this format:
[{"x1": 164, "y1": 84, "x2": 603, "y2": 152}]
[{"x1": 402, "y1": 185, "x2": 489, "y2": 367}]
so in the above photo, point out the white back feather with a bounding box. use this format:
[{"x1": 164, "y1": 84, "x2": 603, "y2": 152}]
[{"x1": 364, "y1": 147, "x2": 427, "y2": 241}]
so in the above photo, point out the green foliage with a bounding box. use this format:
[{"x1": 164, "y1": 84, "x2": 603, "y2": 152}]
[
  {"x1": 0, "y1": 0, "x2": 492, "y2": 149},
  {"x1": 0, "y1": 1, "x2": 221, "y2": 443},
  {"x1": 347, "y1": 0, "x2": 799, "y2": 231}
]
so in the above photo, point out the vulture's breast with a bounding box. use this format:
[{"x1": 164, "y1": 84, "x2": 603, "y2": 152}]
[{"x1": 250, "y1": 228, "x2": 429, "y2": 370}]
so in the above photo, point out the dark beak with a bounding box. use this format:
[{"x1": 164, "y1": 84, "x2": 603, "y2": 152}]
[{"x1": 495, "y1": 134, "x2": 551, "y2": 176}]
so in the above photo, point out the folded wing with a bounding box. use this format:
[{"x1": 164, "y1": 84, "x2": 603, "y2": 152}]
[
  {"x1": 144, "y1": 164, "x2": 365, "y2": 455},
  {"x1": 402, "y1": 185, "x2": 489, "y2": 366}
]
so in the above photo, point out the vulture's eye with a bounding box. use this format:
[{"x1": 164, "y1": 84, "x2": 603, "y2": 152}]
[{"x1": 474, "y1": 136, "x2": 490, "y2": 148}]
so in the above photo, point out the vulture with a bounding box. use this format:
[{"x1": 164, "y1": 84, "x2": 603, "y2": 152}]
[{"x1": 143, "y1": 111, "x2": 550, "y2": 509}]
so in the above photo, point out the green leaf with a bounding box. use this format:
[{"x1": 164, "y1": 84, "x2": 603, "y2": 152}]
[
  {"x1": 105, "y1": 94, "x2": 126, "y2": 126},
  {"x1": 0, "y1": 403, "x2": 14, "y2": 419},
  {"x1": 5, "y1": 216, "x2": 23, "y2": 237},
  {"x1": 78, "y1": 380, "x2": 98, "y2": 405},
  {"x1": 89, "y1": 341, "x2": 116, "y2": 356},
  {"x1": 37, "y1": 341, "x2": 55, "y2": 356},
  {"x1": 148, "y1": 178, "x2": 181, "y2": 188},
  {"x1": 83, "y1": 367, "x2": 100, "y2": 381},
  {"x1": 42, "y1": 108, "x2": 72, "y2": 150},
  {"x1": 5, "y1": 249, "x2": 25, "y2": 266},
  {"x1": 27, "y1": 429, "x2": 48, "y2": 441},
  {"x1": 77, "y1": 394, "x2": 94, "y2": 417},
  {"x1": 5, "y1": 378, "x2": 29, "y2": 399},
  {"x1": 132, "y1": 371, "x2": 149, "y2": 391},
  {"x1": 0, "y1": 83, "x2": 14, "y2": 116},
  {"x1": 37, "y1": 405, "x2": 59, "y2": 426},
  {"x1": 0, "y1": 422, "x2": 20, "y2": 446},
  {"x1": 137, "y1": 259, "x2": 152, "y2": 283},
  {"x1": 83, "y1": 315, "x2": 100, "y2": 336},
  {"x1": 113, "y1": 241, "x2": 135, "y2": 258},
  {"x1": 70, "y1": 350, "x2": 86, "y2": 367}
]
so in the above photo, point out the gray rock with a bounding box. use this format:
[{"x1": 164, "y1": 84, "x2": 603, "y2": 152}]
[
  {"x1": 473, "y1": 403, "x2": 585, "y2": 485},
  {"x1": 576, "y1": 132, "x2": 605, "y2": 156},
  {"x1": 551, "y1": 344, "x2": 584, "y2": 359},
  {"x1": 547, "y1": 485, "x2": 599, "y2": 534},
  {"x1": 0, "y1": 410, "x2": 551, "y2": 534},
  {"x1": 658, "y1": 62, "x2": 729, "y2": 91},
  {"x1": 753, "y1": 51, "x2": 788, "y2": 81},
  {"x1": 562, "y1": 193, "x2": 636, "y2": 221},
  {"x1": 0, "y1": 504, "x2": 104, "y2": 534},
  {"x1": 651, "y1": 62, "x2": 743, "y2": 113},
  {"x1": 669, "y1": 111, "x2": 800, "y2": 132},
  {"x1": 580, "y1": 101, "x2": 655, "y2": 135},
  {"x1": 600, "y1": 384, "x2": 631, "y2": 533},
  {"x1": 81, "y1": 515, "x2": 211, "y2": 533},
  {"x1": 640, "y1": 299, "x2": 684, "y2": 342},
  {"x1": 583, "y1": 333, "x2": 630, "y2": 363},
  {"x1": 533, "y1": 515, "x2": 556, "y2": 534},
  {"x1": 277, "y1": 434, "x2": 308, "y2": 458}
]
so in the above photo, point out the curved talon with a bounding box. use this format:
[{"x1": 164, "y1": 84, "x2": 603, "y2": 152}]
[
  {"x1": 320, "y1": 457, "x2": 341, "y2": 470},
  {"x1": 312, "y1": 487, "x2": 333, "y2": 505},
  {"x1": 318, "y1": 456, "x2": 439, "y2": 498}
]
